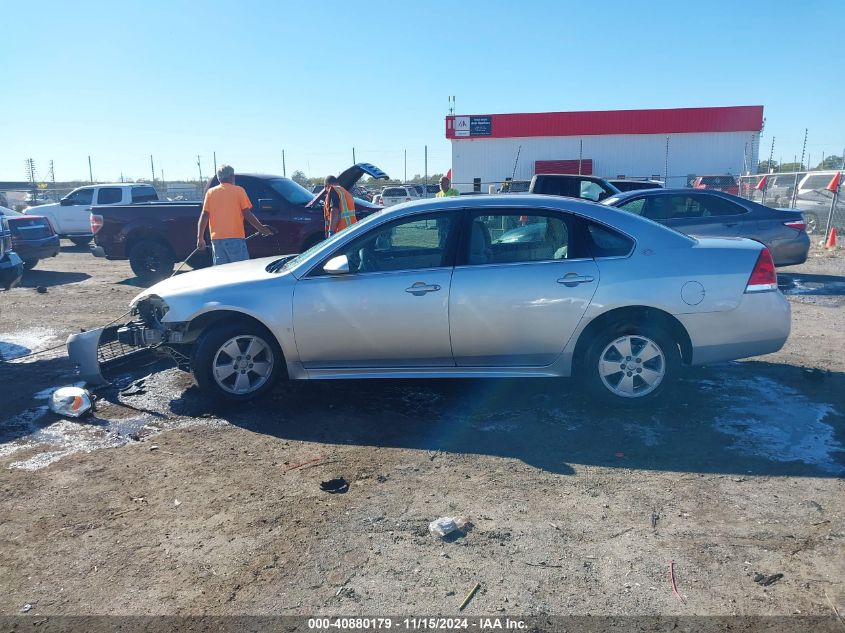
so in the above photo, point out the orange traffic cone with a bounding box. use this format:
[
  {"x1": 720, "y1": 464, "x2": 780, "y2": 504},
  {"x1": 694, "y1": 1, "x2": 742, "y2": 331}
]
[{"x1": 826, "y1": 227, "x2": 838, "y2": 249}]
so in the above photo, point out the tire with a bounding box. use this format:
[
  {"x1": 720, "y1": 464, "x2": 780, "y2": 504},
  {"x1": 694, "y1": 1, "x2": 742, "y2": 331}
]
[
  {"x1": 23, "y1": 259, "x2": 39, "y2": 271},
  {"x1": 803, "y1": 212, "x2": 820, "y2": 235},
  {"x1": 192, "y1": 320, "x2": 284, "y2": 402},
  {"x1": 70, "y1": 236, "x2": 91, "y2": 247},
  {"x1": 581, "y1": 321, "x2": 681, "y2": 406},
  {"x1": 129, "y1": 240, "x2": 175, "y2": 281}
]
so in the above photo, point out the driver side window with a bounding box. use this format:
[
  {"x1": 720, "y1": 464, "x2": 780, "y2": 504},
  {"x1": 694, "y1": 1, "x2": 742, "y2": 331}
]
[
  {"x1": 328, "y1": 212, "x2": 457, "y2": 274},
  {"x1": 66, "y1": 189, "x2": 94, "y2": 205}
]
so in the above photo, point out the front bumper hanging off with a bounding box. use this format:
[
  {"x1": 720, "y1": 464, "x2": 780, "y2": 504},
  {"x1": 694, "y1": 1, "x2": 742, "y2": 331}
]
[{"x1": 66, "y1": 324, "x2": 155, "y2": 385}]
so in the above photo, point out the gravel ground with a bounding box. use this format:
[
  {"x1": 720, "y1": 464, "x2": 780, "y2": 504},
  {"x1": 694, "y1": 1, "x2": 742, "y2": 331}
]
[{"x1": 0, "y1": 240, "x2": 843, "y2": 620}]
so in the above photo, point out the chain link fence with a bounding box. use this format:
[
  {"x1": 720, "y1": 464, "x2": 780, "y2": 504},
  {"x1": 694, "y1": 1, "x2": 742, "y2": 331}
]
[{"x1": 739, "y1": 170, "x2": 844, "y2": 235}]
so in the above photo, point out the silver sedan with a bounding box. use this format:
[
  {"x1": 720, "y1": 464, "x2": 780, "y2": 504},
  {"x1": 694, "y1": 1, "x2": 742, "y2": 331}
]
[{"x1": 69, "y1": 195, "x2": 791, "y2": 405}]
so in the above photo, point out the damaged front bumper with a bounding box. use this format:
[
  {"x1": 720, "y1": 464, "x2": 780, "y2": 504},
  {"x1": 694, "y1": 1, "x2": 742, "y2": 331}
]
[{"x1": 67, "y1": 296, "x2": 190, "y2": 385}]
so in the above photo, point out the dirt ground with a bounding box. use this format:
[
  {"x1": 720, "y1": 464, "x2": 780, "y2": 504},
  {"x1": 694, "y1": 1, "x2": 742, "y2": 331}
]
[{"x1": 0, "y1": 240, "x2": 843, "y2": 620}]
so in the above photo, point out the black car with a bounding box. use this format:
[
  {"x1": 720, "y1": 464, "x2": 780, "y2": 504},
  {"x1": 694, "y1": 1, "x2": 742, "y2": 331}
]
[
  {"x1": 0, "y1": 214, "x2": 23, "y2": 290},
  {"x1": 529, "y1": 174, "x2": 620, "y2": 201},
  {"x1": 0, "y1": 207, "x2": 60, "y2": 270}
]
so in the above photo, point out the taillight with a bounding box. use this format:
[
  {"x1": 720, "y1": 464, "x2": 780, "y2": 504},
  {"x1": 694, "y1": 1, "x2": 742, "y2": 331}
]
[
  {"x1": 90, "y1": 214, "x2": 103, "y2": 234},
  {"x1": 783, "y1": 219, "x2": 806, "y2": 232},
  {"x1": 745, "y1": 248, "x2": 778, "y2": 293}
]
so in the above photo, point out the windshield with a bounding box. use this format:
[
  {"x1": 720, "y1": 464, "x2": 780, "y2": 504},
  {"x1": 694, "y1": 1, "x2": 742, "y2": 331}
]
[
  {"x1": 268, "y1": 178, "x2": 315, "y2": 205},
  {"x1": 277, "y1": 209, "x2": 387, "y2": 273}
]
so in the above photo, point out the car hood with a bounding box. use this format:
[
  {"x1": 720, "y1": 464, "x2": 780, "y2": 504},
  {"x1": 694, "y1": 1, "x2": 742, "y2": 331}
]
[
  {"x1": 24, "y1": 202, "x2": 60, "y2": 214},
  {"x1": 132, "y1": 256, "x2": 288, "y2": 305},
  {"x1": 307, "y1": 162, "x2": 389, "y2": 208}
]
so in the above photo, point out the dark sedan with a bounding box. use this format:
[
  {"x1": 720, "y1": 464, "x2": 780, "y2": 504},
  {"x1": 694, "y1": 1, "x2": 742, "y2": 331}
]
[
  {"x1": 0, "y1": 213, "x2": 23, "y2": 290},
  {"x1": 602, "y1": 189, "x2": 810, "y2": 267},
  {"x1": 0, "y1": 206, "x2": 60, "y2": 270}
]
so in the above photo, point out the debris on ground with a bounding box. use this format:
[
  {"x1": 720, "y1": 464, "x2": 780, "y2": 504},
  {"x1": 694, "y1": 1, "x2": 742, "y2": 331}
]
[
  {"x1": 459, "y1": 582, "x2": 480, "y2": 611},
  {"x1": 429, "y1": 515, "x2": 471, "y2": 538},
  {"x1": 20, "y1": 603, "x2": 32, "y2": 613},
  {"x1": 35, "y1": 286, "x2": 47, "y2": 294},
  {"x1": 320, "y1": 477, "x2": 349, "y2": 494},
  {"x1": 754, "y1": 572, "x2": 784, "y2": 587},
  {"x1": 651, "y1": 511, "x2": 660, "y2": 529},
  {"x1": 670, "y1": 560, "x2": 686, "y2": 604},
  {"x1": 48, "y1": 386, "x2": 94, "y2": 418},
  {"x1": 284, "y1": 456, "x2": 321, "y2": 471}
]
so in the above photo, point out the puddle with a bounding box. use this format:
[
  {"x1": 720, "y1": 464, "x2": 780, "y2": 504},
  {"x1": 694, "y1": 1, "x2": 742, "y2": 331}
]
[
  {"x1": 0, "y1": 327, "x2": 61, "y2": 362},
  {"x1": 713, "y1": 376, "x2": 843, "y2": 474},
  {"x1": 1, "y1": 369, "x2": 225, "y2": 471}
]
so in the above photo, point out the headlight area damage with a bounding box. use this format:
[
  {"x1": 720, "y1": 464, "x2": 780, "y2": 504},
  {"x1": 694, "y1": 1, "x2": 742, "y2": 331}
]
[{"x1": 66, "y1": 295, "x2": 190, "y2": 385}]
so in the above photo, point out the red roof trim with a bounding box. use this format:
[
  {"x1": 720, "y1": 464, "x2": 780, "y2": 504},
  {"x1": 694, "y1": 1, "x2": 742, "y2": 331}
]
[{"x1": 445, "y1": 106, "x2": 764, "y2": 139}]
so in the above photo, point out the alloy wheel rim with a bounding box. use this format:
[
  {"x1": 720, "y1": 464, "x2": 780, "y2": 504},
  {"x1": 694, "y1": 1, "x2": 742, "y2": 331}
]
[
  {"x1": 598, "y1": 335, "x2": 666, "y2": 398},
  {"x1": 212, "y1": 335, "x2": 274, "y2": 395}
]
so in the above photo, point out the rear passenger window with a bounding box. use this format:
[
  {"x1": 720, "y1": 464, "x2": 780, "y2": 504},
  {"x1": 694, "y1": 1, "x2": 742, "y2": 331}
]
[
  {"x1": 469, "y1": 212, "x2": 573, "y2": 264},
  {"x1": 383, "y1": 188, "x2": 406, "y2": 197},
  {"x1": 97, "y1": 188, "x2": 123, "y2": 204},
  {"x1": 692, "y1": 194, "x2": 747, "y2": 216},
  {"x1": 586, "y1": 222, "x2": 634, "y2": 258},
  {"x1": 131, "y1": 186, "x2": 158, "y2": 203}
]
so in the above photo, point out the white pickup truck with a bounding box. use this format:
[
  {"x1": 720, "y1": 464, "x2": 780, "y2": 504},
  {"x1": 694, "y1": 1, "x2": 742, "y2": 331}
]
[{"x1": 25, "y1": 183, "x2": 159, "y2": 245}]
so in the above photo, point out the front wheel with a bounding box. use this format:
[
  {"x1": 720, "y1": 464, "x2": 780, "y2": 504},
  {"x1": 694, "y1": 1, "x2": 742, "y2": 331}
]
[
  {"x1": 192, "y1": 321, "x2": 284, "y2": 401},
  {"x1": 582, "y1": 323, "x2": 680, "y2": 406}
]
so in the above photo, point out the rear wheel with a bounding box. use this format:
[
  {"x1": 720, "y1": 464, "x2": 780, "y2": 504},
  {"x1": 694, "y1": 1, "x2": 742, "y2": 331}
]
[
  {"x1": 69, "y1": 236, "x2": 91, "y2": 247},
  {"x1": 582, "y1": 322, "x2": 680, "y2": 406},
  {"x1": 192, "y1": 320, "x2": 284, "y2": 401},
  {"x1": 129, "y1": 239, "x2": 175, "y2": 281},
  {"x1": 23, "y1": 259, "x2": 39, "y2": 271}
]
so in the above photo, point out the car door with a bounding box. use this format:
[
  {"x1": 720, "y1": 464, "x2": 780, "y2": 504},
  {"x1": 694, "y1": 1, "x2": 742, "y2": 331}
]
[
  {"x1": 235, "y1": 176, "x2": 294, "y2": 256},
  {"x1": 292, "y1": 211, "x2": 460, "y2": 369},
  {"x1": 449, "y1": 208, "x2": 600, "y2": 367},
  {"x1": 59, "y1": 187, "x2": 95, "y2": 233}
]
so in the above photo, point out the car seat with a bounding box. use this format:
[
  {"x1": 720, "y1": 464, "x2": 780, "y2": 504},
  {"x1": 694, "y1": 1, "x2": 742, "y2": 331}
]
[{"x1": 470, "y1": 220, "x2": 492, "y2": 264}]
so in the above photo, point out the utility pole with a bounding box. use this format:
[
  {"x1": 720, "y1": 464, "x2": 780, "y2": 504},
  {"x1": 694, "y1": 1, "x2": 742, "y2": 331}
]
[
  {"x1": 150, "y1": 155, "x2": 156, "y2": 182},
  {"x1": 197, "y1": 155, "x2": 203, "y2": 182},
  {"x1": 213, "y1": 151, "x2": 217, "y2": 174},
  {"x1": 353, "y1": 147, "x2": 356, "y2": 164},
  {"x1": 88, "y1": 156, "x2": 94, "y2": 183},
  {"x1": 768, "y1": 137, "x2": 775, "y2": 172},
  {"x1": 48, "y1": 160, "x2": 56, "y2": 201},
  {"x1": 424, "y1": 145, "x2": 428, "y2": 188},
  {"x1": 404, "y1": 149, "x2": 407, "y2": 183},
  {"x1": 282, "y1": 150, "x2": 286, "y2": 177}
]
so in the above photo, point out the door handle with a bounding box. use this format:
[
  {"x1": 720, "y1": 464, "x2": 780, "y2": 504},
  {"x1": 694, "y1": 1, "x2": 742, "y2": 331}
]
[
  {"x1": 557, "y1": 273, "x2": 594, "y2": 287},
  {"x1": 405, "y1": 281, "x2": 441, "y2": 296}
]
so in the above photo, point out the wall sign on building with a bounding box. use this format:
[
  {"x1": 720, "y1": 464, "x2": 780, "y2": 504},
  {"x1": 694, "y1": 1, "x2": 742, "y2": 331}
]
[{"x1": 453, "y1": 116, "x2": 492, "y2": 137}]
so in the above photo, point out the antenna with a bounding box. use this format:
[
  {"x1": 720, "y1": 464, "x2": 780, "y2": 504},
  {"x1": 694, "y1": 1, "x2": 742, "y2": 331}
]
[{"x1": 510, "y1": 145, "x2": 522, "y2": 181}]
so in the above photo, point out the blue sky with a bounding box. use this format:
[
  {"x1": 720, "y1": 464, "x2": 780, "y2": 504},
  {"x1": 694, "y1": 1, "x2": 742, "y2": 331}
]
[{"x1": 3, "y1": 0, "x2": 844, "y2": 183}]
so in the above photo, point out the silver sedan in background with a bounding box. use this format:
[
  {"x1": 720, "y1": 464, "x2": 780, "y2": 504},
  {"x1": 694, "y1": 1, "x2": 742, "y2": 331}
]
[{"x1": 69, "y1": 195, "x2": 791, "y2": 406}]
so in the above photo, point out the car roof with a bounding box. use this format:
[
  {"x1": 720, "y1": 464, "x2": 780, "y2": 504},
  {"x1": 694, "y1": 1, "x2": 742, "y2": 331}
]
[{"x1": 605, "y1": 187, "x2": 740, "y2": 201}]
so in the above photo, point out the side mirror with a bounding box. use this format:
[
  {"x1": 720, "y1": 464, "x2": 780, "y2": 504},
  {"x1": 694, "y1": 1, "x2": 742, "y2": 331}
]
[
  {"x1": 257, "y1": 198, "x2": 276, "y2": 211},
  {"x1": 60, "y1": 198, "x2": 72, "y2": 206},
  {"x1": 323, "y1": 254, "x2": 349, "y2": 275}
]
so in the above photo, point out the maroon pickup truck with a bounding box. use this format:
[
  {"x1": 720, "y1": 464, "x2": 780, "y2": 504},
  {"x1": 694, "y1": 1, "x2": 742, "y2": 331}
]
[{"x1": 91, "y1": 164, "x2": 386, "y2": 281}]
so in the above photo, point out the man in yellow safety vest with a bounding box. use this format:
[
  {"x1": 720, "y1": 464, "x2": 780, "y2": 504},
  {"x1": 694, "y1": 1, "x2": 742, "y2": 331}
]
[
  {"x1": 436, "y1": 175, "x2": 460, "y2": 198},
  {"x1": 323, "y1": 175, "x2": 357, "y2": 238}
]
